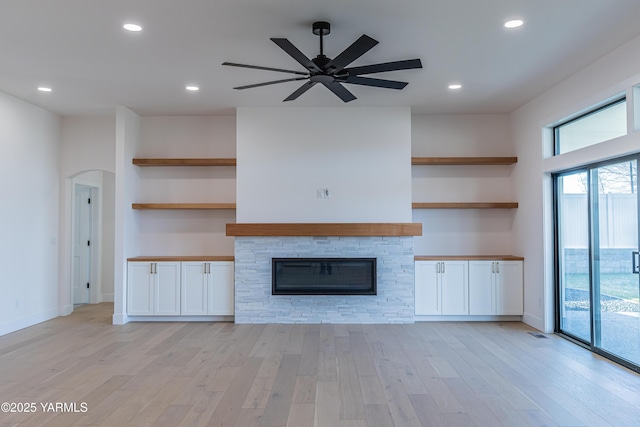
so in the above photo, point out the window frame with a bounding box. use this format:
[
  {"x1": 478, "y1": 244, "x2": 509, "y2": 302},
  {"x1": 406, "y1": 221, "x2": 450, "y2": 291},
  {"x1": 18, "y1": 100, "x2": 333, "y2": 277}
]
[{"x1": 553, "y1": 97, "x2": 627, "y2": 156}]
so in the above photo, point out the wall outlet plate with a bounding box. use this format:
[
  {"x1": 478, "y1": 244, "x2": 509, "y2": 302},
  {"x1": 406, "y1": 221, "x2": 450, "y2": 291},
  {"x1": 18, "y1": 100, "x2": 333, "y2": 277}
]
[{"x1": 317, "y1": 188, "x2": 330, "y2": 199}]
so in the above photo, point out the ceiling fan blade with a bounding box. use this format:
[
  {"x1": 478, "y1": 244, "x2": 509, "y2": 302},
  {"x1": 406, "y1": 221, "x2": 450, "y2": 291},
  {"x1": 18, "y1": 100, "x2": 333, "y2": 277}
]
[
  {"x1": 233, "y1": 77, "x2": 309, "y2": 90},
  {"x1": 345, "y1": 59, "x2": 423, "y2": 75},
  {"x1": 343, "y1": 76, "x2": 408, "y2": 90},
  {"x1": 222, "y1": 62, "x2": 308, "y2": 76},
  {"x1": 324, "y1": 35, "x2": 378, "y2": 73},
  {"x1": 284, "y1": 81, "x2": 317, "y2": 101},
  {"x1": 271, "y1": 38, "x2": 322, "y2": 72},
  {"x1": 322, "y1": 82, "x2": 357, "y2": 103}
]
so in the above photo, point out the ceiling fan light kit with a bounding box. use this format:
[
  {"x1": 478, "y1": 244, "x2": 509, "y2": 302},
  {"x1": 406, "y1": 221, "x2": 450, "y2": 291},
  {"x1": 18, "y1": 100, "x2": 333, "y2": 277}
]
[{"x1": 223, "y1": 21, "x2": 422, "y2": 103}]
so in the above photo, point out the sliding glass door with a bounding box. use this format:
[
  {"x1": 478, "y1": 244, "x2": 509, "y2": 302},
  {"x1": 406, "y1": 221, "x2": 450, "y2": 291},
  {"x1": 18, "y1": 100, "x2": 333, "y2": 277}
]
[
  {"x1": 557, "y1": 171, "x2": 591, "y2": 341},
  {"x1": 556, "y1": 157, "x2": 640, "y2": 370},
  {"x1": 591, "y1": 159, "x2": 639, "y2": 366}
]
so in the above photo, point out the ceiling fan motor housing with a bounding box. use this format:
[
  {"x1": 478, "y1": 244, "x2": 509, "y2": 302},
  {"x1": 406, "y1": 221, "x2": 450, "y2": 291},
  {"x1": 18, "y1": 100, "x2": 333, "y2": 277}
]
[{"x1": 312, "y1": 21, "x2": 330, "y2": 36}]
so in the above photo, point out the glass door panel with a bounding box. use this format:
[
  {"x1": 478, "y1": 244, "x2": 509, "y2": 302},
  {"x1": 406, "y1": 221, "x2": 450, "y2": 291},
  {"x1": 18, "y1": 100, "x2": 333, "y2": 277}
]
[
  {"x1": 591, "y1": 160, "x2": 639, "y2": 365},
  {"x1": 557, "y1": 172, "x2": 591, "y2": 342}
]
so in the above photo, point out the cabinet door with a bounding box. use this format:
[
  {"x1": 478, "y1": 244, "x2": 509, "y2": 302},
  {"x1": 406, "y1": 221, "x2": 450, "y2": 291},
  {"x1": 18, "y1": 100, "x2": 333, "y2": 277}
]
[
  {"x1": 496, "y1": 261, "x2": 523, "y2": 315},
  {"x1": 209, "y1": 262, "x2": 235, "y2": 315},
  {"x1": 469, "y1": 261, "x2": 495, "y2": 315},
  {"x1": 441, "y1": 261, "x2": 468, "y2": 315},
  {"x1": 181, "y1": 262, "x2": 208, "y2": 315},
  {"x1": 128, "y1": 262, "x2": 154, "y2": 315},
  {"x1": 155, "y1": 262, "x2": 181, "y2": 315},
  {"x1": 415, "y1": 261, "x2": 440, "y2": 315}
]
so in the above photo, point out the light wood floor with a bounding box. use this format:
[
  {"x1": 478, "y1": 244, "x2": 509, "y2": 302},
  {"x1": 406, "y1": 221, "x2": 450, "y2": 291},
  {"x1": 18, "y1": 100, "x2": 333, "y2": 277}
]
[{"x1": 1, "y1": 304, "x2": 640, "y2": 427}]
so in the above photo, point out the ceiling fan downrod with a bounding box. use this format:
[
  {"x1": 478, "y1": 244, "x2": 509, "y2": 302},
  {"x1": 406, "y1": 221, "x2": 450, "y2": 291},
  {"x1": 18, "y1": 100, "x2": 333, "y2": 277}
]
[{"x1": 312, "y1": 21, "x2": 331, "y2": 70}]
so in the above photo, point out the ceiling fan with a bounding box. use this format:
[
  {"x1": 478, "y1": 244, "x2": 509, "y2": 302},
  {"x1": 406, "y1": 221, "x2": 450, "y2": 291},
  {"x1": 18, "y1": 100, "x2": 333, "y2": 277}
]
[{"x1": 222, "y1": 21, "x2": 422, "y2": 103}]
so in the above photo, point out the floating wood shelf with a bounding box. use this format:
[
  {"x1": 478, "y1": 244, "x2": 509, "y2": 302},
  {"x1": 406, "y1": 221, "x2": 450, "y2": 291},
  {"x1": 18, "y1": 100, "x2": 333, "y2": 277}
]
[
  {"x1": 128, "y1": 256, "x2": 234, "y2": 262},
  {"x1": 412, "y1": 202, "x2": 518, "y2": 209},
  {"x1": 226, "y1": 223, "x2": 423, "y2": 237},
  {"x1": 132, "y1": 158, "x2": 236, "y2": 167},
  {"x1": 415, "y1": 255, "x2": 524, "y2": 261},
  {"x1": 132, "y1": 203, "x2": 236, "y2": 210},
  {"x1": 411, "y1": 157, "x2": 517, "y2": 165}
]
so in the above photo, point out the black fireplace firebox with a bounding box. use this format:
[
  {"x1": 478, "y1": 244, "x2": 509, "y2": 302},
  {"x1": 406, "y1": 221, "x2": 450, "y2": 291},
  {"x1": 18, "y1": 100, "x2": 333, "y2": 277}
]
[{"x1": 272, "y1": 258, "x2": 377, "y2": 295}]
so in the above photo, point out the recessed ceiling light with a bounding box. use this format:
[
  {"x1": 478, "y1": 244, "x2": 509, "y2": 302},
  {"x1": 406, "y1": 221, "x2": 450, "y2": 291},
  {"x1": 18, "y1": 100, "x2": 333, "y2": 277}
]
[
  {"x1": 123, "y1": 23, "x2": 142, "y2": 32},
  {"x1": 185, "y1": 86, "x2": 200, "y2": 91},
  {"x1": 37, "y1": 87, "x2": 52, "y2": 92},
  {"x1": 504, "y1": 19, "x2": 524, "y2": 29},
  {"x1": 448, "y1": 84, "x2": 462, "y2": 90}
]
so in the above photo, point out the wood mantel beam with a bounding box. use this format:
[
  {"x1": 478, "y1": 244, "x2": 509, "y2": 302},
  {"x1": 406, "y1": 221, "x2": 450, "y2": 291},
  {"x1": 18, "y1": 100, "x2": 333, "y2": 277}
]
[{"x1": 226, "y1": 223, "x2": 422, "y2": 237}]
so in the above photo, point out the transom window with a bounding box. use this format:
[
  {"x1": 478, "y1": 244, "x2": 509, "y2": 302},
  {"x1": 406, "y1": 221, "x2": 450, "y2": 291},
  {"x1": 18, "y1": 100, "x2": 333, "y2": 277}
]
[{"x1": 554, "y1": 98, "x2": 627, "y2": 155}]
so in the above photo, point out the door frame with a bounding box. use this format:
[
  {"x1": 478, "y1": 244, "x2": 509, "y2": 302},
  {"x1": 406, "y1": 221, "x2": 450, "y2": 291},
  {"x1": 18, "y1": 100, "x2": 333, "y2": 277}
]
[
  {"x1": 553, "y1": 153, "x2": 640, "y2": 373},
  {"x1": 71, "y1": 176, "x2": 102, "y2": 307}
]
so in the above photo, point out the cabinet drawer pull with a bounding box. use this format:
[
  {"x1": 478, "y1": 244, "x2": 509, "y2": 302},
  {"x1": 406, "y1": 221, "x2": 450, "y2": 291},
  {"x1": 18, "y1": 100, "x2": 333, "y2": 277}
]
[
  {"x1": 442, "y1": 262, "x2": 445, "y2": 274},
  {"x1": 496, "y1": 261, "x2": 499, "y2": 274}
]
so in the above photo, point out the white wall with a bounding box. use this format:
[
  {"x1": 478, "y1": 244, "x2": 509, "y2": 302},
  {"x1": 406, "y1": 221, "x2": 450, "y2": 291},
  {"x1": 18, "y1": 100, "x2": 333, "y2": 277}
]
[
  {"x1": 0, "y1": 91, "x2": 61, "y2": 335},
  {"x1": 61, "y1": 116, "x2": 115, "y2": 177},
  {"x1": 102, "y1": 173, "x2": 115, "y2": 301},
  {"x1": 411, "y1": 114, "x2": 515, "y2": 255},
  {"x1": 511, "y1": 34, "x2": 640, "y2": 332},
  {"x1": 60, "y1": 116, "x2": 116, "y2": 309},
  {"x1": 136, "y1": 116, "x2": 236, "y2": 256},
  {"x1": 113, "y1": 107, "x2": 141, "y2": 324},
  {"x1": 237, "y1": 107, "x2": 412, "y2": 223}
]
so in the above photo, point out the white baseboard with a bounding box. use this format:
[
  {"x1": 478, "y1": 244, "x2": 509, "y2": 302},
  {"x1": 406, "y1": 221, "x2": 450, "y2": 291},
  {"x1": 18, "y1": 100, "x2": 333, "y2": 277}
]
[
  {"x1": 127, "y1": 315, "x2": 234, "y2": 322},
  {"x1": 112, "y1": 313, "x2": 129, "y2": 325},
  {"x1": 101, "y1": 294, "x2": 114, "y2": 302},
  {"x1": 60, "y1": 304, "x2": 73, "y2": 316},
  {"x1": 414, "y1": 315, "x2": 522, "y2": 322},
  {"x1": 0, "y1": 307, "x2": 59, "y2": 336},
  {"x1": 522, "y1": 312, "x2": 546, "y2": 332}
]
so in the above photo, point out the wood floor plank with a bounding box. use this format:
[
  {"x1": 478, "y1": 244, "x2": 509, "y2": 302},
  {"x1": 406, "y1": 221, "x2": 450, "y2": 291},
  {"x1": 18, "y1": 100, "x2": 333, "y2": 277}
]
[
  {"x1": 242, "y1": 375, "x2": 276, "y2": 409},
  {"x1": 249, "y1": 324, "x2": 279, "y2": 358},
  {"x1": 234, "y1": 408, "x2": 265, "y2": 427},
  {"x1": 153, "y1": 404, "x2": 193, "y2": 426},
  {"x1": 315, "y1": 381, "x2": 340, "y2": 427},
  {"x1": 335, "y1": 336, "x2": 365, "y2": 420},
  {"x1": 358, "y1": 375, "x2": 387, "y2": 405},
  {"x1": 363, "y1": 403, "x2": 397, "y2": 427},
  {"x1": 317, "y1": 325, "x2": 337, "y2": 382},
  {"x1": 291, "y1": 375, "x2": 316, "y2": 404},
  {"x1": 260, "y1": 354, "x2": 300, "y2": 426},
  {"x1": 176, "y1": 391, "x2": 224, "y2": 427},
  {"x1": 297, "y1": 330, "x2": 320, "y2": 376},
  {"x1": 402, "y1": 345, "x2": 465, "y2": 414},
  {"x1": 286, "y1": 403, "x2": 314, "y2": 427},
  {"x1": 348, "y1": 331, "x2": 377, "y2": 376},
  {"x1": 372, "y1": 356, "x2": 422, "y2": 426},
  {"x1": 207, "y1": 357, "x2": 262, "y2": 426},
  {"x1": 375, "y1": 326, "x2": 427, "y2": 395},
  {"x1": 284, "y1": 324, "x2": 305, "y2": 355},
  {"x1": 2, "y1": 304, "x2": 640, "y2": 427},
  {"x1": 441, "y1": 378, "x2": 504, "y2": 427}
]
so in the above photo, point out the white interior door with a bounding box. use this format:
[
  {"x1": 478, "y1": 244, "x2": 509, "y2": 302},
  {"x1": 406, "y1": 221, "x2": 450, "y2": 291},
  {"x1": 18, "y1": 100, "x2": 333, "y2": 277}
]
[{"x1": 73, "y1": 184, "x2": 92, "y2": 305}]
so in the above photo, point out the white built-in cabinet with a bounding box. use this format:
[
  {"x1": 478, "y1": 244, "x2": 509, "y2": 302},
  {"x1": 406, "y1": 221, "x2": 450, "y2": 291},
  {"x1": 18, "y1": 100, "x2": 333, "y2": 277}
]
[
  {"x1": 415, "y1": 258, "x2": 523, "y2": 317},
  {"x1": 468, "y1": 260, "x2": 523, "y2": 315},
  {"x1": 128, "y1": 260, "x2": 234, "y2": 317},
  {"x1": 415, "y1": 260, "x2": 468, "y2": 315},
  {"x1": 181, "y1": 261, "x2": 235, "y2": 315},
  {"x1": 127, "y1": 261, "x2": 181, "y2": 316}
]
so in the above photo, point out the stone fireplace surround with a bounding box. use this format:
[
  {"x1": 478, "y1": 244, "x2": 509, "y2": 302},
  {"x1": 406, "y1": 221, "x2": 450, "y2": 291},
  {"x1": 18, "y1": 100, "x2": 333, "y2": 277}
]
[{"x1": 228, "y1": 223, "x2": 421, "y2": 324}]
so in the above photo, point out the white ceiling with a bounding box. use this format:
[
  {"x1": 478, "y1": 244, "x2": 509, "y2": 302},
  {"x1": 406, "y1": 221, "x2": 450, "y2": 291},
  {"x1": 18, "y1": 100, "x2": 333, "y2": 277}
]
[{"x1": 1, "y1": 0, "x2": 640, "y2": 117}]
